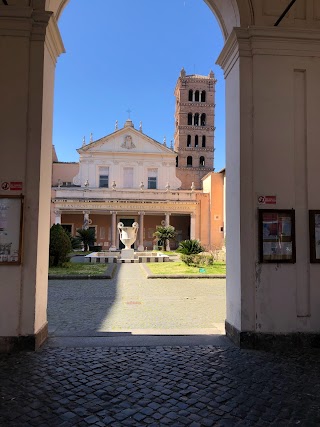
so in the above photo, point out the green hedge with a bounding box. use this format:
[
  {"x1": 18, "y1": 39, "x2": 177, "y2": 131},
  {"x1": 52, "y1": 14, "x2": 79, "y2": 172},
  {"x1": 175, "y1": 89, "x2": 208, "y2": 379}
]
[{"x1": 181, "y1": 253, "x2": 215, "y2": 267}]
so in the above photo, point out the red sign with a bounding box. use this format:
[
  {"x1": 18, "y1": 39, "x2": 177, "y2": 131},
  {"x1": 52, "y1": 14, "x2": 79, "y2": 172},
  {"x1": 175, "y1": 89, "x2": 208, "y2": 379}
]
[
  {"x1": 10, "y1": 182, "x2": 23, "y2": 191},
  {"x1": 258, "y1": 195, "x2": 276, "y2": 205}
]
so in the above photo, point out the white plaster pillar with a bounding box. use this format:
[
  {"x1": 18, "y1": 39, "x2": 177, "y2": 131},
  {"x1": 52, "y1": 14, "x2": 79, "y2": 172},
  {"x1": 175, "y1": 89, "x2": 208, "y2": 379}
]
[
  {"x1": 0, "y1": 5, "x2": 65, "y2": 351},
  {"x1": 54, "y1": 209, "x2": 61, "y2": 225},
  {"x1": 138, "y1": 212, "x2": 145, "y2": 251},
  {"x1": 111, "y1": 211, "x2": 117, "y2": 248},
  {"x1": 217, "y1": 27, "x2": 320, "y2": 347},
  {"x1": 190, "y1": 213, "x2": 196, "y2": 240}
]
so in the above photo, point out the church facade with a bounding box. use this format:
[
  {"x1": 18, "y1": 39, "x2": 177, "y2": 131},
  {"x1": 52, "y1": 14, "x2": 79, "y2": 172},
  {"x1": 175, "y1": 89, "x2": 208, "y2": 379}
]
[{"x1": 51, "y1": 71, "x2": 225, "y2": 251}]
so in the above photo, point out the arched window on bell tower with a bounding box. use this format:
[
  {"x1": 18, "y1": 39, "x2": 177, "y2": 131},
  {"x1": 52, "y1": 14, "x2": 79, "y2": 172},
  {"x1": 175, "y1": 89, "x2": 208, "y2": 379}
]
[
  {"x1": 200, "y1": 156, "x2": 205, "y2": 166},
  {"x1": 188, "y1": 90, "x2": 193, "y2": 102},
  {"x1": 202, "y1": 135, "x2": 206, "y2": 147},
  {"x1": 187, "y1": 156, "x2": 193, "y2": 167},
  {"x1": 201, "y1": 113, "x2": 206, "y2": 126},
  {"x1": 195, "y1": 135, "x2": 199, "y2": 148},
  {"x1": 187, "y1": 135, "x2": 191, "y2": 147},
  {"x1": 201, "y1": 91, "x2": 206, "y2": 102},
  {"x1": 188, "y1": 113, "x2": 192, "y2": 125},
  {"x1": 195, "y1": 90, "x2": 200, "y2": 102},
  {"x1": 194, "y1": 113, "x2": 199, "y2": 126}
]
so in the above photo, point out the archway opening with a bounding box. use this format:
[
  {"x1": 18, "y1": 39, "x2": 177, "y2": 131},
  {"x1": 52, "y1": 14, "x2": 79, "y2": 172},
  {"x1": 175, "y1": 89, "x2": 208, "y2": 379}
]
[{"x1": 50, "y1": 0, "x2": 227, "y2": 339}]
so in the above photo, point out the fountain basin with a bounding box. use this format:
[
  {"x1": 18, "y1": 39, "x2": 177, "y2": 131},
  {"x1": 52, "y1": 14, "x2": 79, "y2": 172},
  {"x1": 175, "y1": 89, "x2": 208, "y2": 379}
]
[{"x1": 85, "y1": 251, "x2": 170, "y2": 263}]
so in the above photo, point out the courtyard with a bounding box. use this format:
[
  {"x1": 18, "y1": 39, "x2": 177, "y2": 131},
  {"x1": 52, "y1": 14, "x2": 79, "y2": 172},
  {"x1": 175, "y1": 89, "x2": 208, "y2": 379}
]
[
  {"x1": 48, "y1": 264, "x2": 226, "y2": 337},
  {"x1": 1, "y1": 265, "x2": 320, "y2": 426}
]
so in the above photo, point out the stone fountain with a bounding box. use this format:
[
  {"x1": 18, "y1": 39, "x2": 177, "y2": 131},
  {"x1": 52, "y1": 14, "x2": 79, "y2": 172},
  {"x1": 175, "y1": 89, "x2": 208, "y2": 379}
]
[
  {"x1": 117, "y1": 221, "x2": 139, "y2": 260},
  {"x1": 84, "y1": 221, "x2": 170, "y2": 263}
]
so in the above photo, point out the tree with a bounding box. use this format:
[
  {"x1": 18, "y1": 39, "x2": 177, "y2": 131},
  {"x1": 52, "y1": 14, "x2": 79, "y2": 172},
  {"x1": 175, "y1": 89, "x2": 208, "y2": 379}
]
[
  {"x1": 153, "y1": 225, "x2": 176, "y2": 251},
  {"x1": 49, "y1": 224, "x2": 72, "y2": 267},
  {"x1": 76, "y1": 228, "x2": 96, "y2": 251}
]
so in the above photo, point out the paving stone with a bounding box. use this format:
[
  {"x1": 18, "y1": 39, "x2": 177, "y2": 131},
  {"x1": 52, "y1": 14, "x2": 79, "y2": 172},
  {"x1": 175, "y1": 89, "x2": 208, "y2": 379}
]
[{"x1": 1, "y1": 344, "x2": 320, "y2": 426}]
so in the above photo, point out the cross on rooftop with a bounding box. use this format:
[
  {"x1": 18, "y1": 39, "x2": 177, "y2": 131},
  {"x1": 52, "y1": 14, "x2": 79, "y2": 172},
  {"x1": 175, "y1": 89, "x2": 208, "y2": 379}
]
[{"x1": 126, "y1": 108, "x2": 132, "y2": 119}]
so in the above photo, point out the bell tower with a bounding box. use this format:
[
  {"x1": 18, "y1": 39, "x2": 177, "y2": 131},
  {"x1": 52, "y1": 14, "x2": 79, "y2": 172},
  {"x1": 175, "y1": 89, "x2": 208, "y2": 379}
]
[{"x1": 174, "y1": 68, "x2": 216, "y2": 189}]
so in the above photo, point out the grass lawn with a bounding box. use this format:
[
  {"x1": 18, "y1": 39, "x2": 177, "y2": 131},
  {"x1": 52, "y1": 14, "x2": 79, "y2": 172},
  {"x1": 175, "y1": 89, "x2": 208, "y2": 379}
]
[
  {"x1": 159, "y1": 250, "x2": 179, "y2": 256},
  {"x1": 49, "y1": 263, "x2": 109, "y2": 276},
  {"x1": 147, "y1": 261, "x2": 226, "y2": 275}
]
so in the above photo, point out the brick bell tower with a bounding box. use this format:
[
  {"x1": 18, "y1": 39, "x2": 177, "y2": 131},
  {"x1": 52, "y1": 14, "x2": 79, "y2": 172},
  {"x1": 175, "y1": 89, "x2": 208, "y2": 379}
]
[{"x1": 174, "y1": 68, "x2": 216, "y2": 189}]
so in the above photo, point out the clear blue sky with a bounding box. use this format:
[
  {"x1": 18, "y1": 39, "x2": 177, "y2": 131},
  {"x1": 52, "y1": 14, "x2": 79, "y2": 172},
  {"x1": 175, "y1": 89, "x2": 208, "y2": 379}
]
[{"x1": 53, "y1": 0, "x2": 225, "y2": 171}]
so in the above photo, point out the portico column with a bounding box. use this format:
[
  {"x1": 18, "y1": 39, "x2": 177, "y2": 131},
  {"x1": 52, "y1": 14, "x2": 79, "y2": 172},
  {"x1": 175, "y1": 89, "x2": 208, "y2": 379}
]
[
  {"x1": 0, "y1": 5, "x2": 65, "y2": 352},
  {"x1": 54, "y1": 209, "x2": 61, "y2": 225},
  {"x1": 165, "y1": 212, "x2": 171, "y2": 251},
  {"x1": 165, "y1": 212, "x2": 170, "y2": 227},
  {"x1": 138, "y1": 211, "x2": 145, "y2": 251},
  {"x1": 111, "y1": 211, "x2": 117, "y2": 248},
  {"x1": 83, "y1": 211, "x2": 90, "y2": 230},
  {"x1": 190, "y1": 213, "x2": 196, "y2": 240}
]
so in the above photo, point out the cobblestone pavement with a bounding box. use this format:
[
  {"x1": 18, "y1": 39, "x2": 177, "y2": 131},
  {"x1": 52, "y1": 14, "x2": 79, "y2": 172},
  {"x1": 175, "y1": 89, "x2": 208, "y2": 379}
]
[
  {"x1": 48, "y1": 264, "x2": 226, "y2": 335},
  {"x1": 1, "y1": 345, "x2": 320, "y2": 426}
]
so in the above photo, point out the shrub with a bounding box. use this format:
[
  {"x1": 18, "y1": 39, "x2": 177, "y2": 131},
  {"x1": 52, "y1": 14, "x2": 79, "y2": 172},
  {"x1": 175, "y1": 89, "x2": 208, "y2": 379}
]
[
  {"x1": 176, "y1": 239, "x2": 204, "y2": 255},
  {"x1": 49, "y1": 224, "x2": 72, "y2": 267},
  {"x1": 64, "y1": 229, "x2": 82, "y2": 250},
  {"x1": 180, "y1": 253, "x2": 215, "y2": 267}
]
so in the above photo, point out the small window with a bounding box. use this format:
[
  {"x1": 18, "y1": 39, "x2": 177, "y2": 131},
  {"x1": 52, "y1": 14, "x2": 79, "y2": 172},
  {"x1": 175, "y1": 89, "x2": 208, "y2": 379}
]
[
  {"x1": 201, "y1": 91, "x2": 206, "y2": 102},
  {"x1": 187, "y1": 135, "x2": 191, "y2": 147},
  {"x1": 99, "y1": 167, "x2": 109, "y2": 188},
  {"x1": 195, "y1": 90, "x2": 200, "y2": 102},
  {"x1": 188, "y1": 90, "x2": 193, "y2": 102},
  {"x1": 176, "y1": 156, "x2": 179, "y2": 167},
  {"x1": 201, "y1": 113, "x2": 206, "y2": 126},
  {"x1": 148, "y1": 177, "x2": 157, "y2": 189},
  {"x1": 99, "y1": 175, "x2": 109, "y2": 188},
  {"x1": 188, "y1": 113, "x2": 192, "y2": 125},
  {"x1": 202, "y1": 135, "x2": 206, "y2": 147},
  {"x1": 194, "y1": 113, "x2": 199, "y2": 126},
  {"x1": 187, "y1": 156, "x2": 193, "y2": 167},
  {"x1": 148, "y1": 168, "x2": 157, "y2": 189},
  {"x1": 200, "y1": 156, "x2": 205, "y2": 166},
  {"x1": 195, "y1": 135, "x2": 199, "y2": 147}
]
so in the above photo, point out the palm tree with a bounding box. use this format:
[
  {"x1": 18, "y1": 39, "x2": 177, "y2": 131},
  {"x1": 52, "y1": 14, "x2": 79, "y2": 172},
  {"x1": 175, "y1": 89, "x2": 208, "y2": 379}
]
[
  {"x1": 76, "y1": 228, "x2": 96, "y2": 251},
  {"x1": 153, "y1": 225, "x2": 176, "y2": 251}
]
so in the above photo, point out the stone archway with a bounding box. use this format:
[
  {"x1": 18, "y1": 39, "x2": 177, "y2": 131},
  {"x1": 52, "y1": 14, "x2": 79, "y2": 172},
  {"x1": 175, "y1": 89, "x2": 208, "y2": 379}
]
[{"x1": 1, "y1": 0, "x2": 320, "y2": 351}]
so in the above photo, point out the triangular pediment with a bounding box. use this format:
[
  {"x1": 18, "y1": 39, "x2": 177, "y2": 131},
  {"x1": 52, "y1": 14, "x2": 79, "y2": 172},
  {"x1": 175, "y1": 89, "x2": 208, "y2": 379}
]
[{"x1": 78, "y1": 126, "x2": 174, "y2": 156}]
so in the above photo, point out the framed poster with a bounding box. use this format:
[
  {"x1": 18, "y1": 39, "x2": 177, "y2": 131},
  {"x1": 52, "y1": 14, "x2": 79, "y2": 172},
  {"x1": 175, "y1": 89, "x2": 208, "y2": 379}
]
[
  {"x1": 258, "y1": 209, "x2": 296, "y2": 263},
  {"x1": 309, "y1": 210, "x2": 320, "y2": 263},
  {"x1": 0, "y1": 196, "x2": 23, "y2": 265}
]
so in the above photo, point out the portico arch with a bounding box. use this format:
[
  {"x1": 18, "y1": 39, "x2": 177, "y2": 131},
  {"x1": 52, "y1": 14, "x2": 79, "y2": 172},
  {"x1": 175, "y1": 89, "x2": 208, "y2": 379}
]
[
  {"x1": 50, "y1": 0, "x2": 251, "y2": 39},
  {"x1": 2, "y1": 0, "x2": 320, "y2": 351}
]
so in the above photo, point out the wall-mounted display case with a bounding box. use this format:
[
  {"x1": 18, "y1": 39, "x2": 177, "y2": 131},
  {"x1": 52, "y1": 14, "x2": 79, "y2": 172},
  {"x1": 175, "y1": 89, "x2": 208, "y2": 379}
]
[
  {"x1": 258, "y1": 209, "x2": 296, "y2": 263},
  {"x1": 0, "y1": 196, "x2": 23, "y2": 265}
]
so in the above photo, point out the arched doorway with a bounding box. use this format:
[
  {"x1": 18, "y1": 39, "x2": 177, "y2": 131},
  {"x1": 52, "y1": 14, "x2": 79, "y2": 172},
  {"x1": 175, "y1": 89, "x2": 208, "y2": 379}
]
[{"x1": 1, "y1": 0, "x2": 320, "y2": 351}]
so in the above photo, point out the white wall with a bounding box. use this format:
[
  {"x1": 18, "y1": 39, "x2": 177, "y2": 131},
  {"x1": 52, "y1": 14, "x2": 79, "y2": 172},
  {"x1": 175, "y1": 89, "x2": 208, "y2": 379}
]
[{"x1": 219, "y1": 27, "x2": 320, "y2": 336}]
